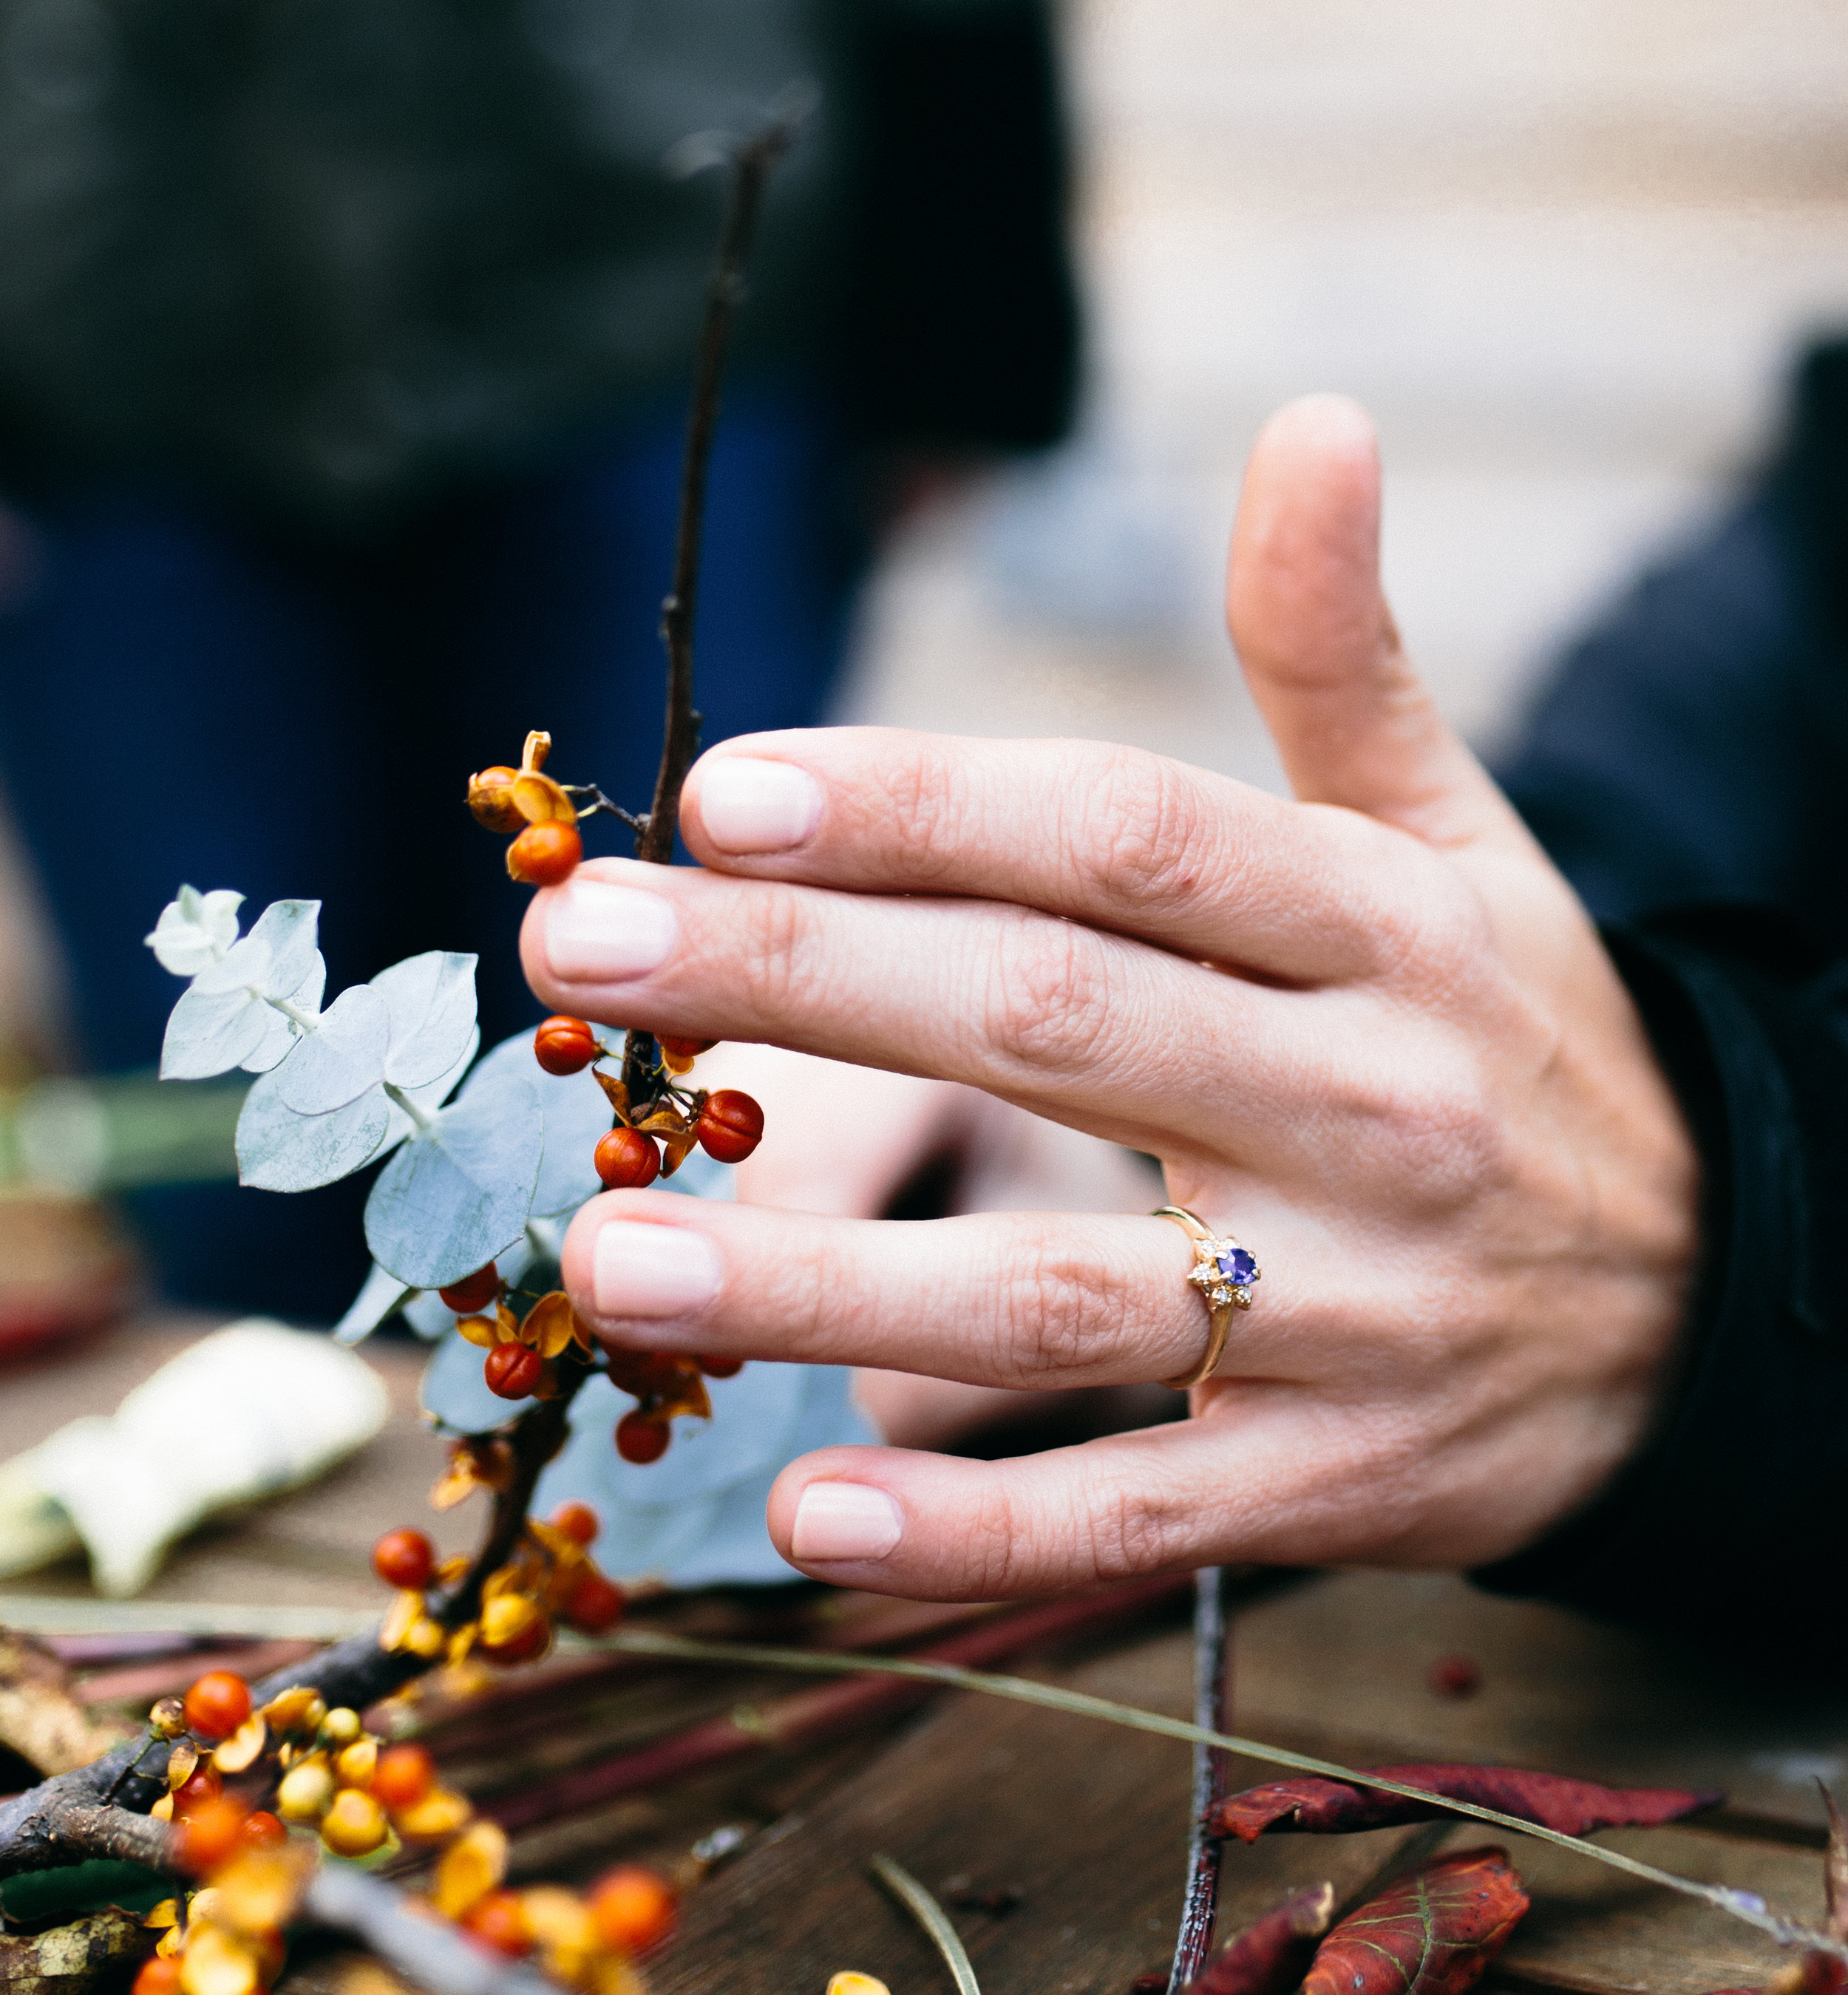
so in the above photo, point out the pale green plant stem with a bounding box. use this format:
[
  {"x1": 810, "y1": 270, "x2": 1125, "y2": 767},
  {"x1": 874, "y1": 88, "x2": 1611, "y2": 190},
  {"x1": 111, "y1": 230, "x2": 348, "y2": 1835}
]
[
  {"x1": 382, "y1": 1082, "x2": 434, "y2": 1132},
  {"x1": 869, "y1": 1854, "x2": 982, "y2": 1995},
  {"x1": 608, "y1": 1628, "x2": 1838, "y2": 1964}
]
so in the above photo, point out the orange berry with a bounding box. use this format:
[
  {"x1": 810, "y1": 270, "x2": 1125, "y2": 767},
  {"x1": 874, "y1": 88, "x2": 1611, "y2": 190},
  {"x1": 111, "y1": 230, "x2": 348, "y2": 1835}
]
[
  {"x1": 659, "y1": 1036, "x2": 716, "y2": 1061},
  {"x1": 695, "y1": 1090, "x2": 764, "y2": 1164},
  {"x1": 373, "y1": 1527, "x2": 436, "y2": 1591},
  {"x1": 590, "y1": 1864, "x2": 679, "y2": 1954},
  {"x1": 173, "y1": 1764, "x2": 222, "y2": 1812},
  {"x1": 478, "y1": 1595, "x2": 550, "y2": 1666},
  {"x1": 239, "y1": 1811, "x2": 287, "y2": 1851},
  {"x1": 467, "y1": 766, "x2": 526, "y2": 833},
  {"x1": 484, "y1": 1342, "x2": 545, "y2": 1399},
  {"x1": 549, "y1": 1501, "x2": 600, "y2": 1546},
  {"x1": 594, "y1": 1126, "x2": 660, "y2": 1190},
  {"x1": 534, "y1": 1016, "x2": 600, "y2": 1076},
  {"x1": 438, "y1": 1262, "x2": 500, "y2": 1313},
  {"x1": 176, "y1": 1797, "x2": 250, "y2": 1874},
  {"x1": 565, "y1": 1571, "x2": 625, "y2": 1637},
  {"x1": 615, "y1": 1410, "x2": 670, "y2": 1465},
  {"x1": 696, "y1": 1354, "x2": 743, "y2": 1379},
  {"x1": 507, "y1": 820, "x2": 582, "y2": 886},
  {"x1": 463, "y1": 1889, "x2": 531, "y2": 1957},
  {"x1": 370, "y1": 1743, "x2": 437, "y2": 1812},
  {"x1": 182, "y1": 1671, "x2": 251, "y2": 1743},
  {"x1": 134, "y1": 1958, "x2": 183, "y2": 1995}
]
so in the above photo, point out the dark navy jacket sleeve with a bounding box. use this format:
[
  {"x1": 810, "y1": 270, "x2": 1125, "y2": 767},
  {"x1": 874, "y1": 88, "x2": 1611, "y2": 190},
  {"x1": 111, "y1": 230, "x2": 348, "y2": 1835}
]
[{"x1": 1474, "y1": 341, "x2": 1848, "y2": 1644}]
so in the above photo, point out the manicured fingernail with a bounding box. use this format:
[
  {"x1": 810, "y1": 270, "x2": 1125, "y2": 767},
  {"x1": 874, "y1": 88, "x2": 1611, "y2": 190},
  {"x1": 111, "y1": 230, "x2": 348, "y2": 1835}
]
[
  {"x1": 592, "y1": 1222, "x2": 721, "y2": 1318},
  {"x1": 545, "y1": 879, "x2": 677, "y2": 982},
  {"x1": 696, "y1": 758, "x2": 823, "y2": 854},
  {"x1": 790, "y1": 1482, "x2": 904, "y2": 1563}
]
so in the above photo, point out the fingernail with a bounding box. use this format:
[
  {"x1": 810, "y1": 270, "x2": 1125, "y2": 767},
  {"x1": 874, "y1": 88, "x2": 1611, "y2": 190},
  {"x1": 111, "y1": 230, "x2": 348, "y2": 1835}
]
[
  {"x1": 546, "y1": 878, "x2": 677, "y2": 982},
  {"x1": 592, "y1": 1221, "x2": 721, "y2": 1318},
  {"x1": 790, "y1": 1482, "x2": 905, "y2": 1563},
  {"x1": 696, "y1": 758, "x2": 823, "y2": 854}
]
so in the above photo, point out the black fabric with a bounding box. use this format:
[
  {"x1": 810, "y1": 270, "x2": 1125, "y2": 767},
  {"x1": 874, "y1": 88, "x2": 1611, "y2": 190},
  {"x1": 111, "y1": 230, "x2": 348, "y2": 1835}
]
[
  {"x1": 1477, "y1": 339, "x2": 1848, "y2": 1643},
  {"x1": 0, "y1": 0, "x2": 1077, "y2": 529}
]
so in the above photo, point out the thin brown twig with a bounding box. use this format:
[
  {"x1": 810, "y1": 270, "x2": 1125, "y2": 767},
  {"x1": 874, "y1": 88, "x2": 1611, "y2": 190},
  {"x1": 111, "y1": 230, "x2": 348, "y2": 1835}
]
[
  {"x1": 621, "y1": 108, "x2": 801, "y2": 1107},
  {"x1": 1166, "y1": 1567, "x2": 1232, "y2": 1993}
]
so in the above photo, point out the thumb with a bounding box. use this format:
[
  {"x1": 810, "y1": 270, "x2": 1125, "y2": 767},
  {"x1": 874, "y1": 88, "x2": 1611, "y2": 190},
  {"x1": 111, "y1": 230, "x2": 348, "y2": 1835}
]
[{"x1": 1226, "y1": 394, "x2": 1529, "y2": 854}]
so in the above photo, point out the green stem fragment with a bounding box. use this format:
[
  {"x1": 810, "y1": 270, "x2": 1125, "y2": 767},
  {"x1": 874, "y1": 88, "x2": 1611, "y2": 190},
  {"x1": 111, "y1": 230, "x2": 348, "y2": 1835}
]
[{"x1": 869, "y1": 1855, "x2": 982, "y2": 1995}]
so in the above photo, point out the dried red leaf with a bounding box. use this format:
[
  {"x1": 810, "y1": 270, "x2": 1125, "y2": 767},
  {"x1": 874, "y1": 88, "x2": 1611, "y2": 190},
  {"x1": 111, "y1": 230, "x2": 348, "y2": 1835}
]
[
  {"x1": 1301, "y1": 1848, "x2": 1528, "y2": 1995},
  {"x1": 1762, "y1": 1957, "x2": 1848, "y2": 1995},
  {"x1": 1209, "y1": 1762, "x2": 1720, "y2": 1843},
  {"x1": 1183, "y1": 1881, "x2": 1336, "y2": 1995}
]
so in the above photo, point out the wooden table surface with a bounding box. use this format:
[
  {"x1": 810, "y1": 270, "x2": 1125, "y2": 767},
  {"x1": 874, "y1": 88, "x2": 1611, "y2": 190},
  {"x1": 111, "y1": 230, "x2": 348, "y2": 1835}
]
[{"x1": 2, "y1": 1319, "x2": 1842, "y2": 1995}]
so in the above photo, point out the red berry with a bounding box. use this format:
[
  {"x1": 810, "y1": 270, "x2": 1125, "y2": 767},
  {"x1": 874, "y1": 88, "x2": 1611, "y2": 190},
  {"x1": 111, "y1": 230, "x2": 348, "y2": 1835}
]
[
  {"x1": 549, "y1": 1501, "x2": 600, "y2": 1546},
  {"x1": 239, "y1": 1811, "x2": 287, "y2": 1851},
  {"x1": 565, "y1": 1571, "x2": 625, "y2": 1637},
  {"x1": 696, "y1": 1090, "x2": 764, "y2": 1164},
  {"x1": 696, "y1": 1354, "x2": 744, "y2": 1379},
  {"x1": 438, "y1": 1262, "x2": 500, "y2": 1313},
  {"x1": 135, "y1": 1960, "x2": 183, "y2": 1995},
  {"x1": 373, "y1": 1527, "x2": 437, "y2": 1591},
  {"x1": 534, "y1": 1016, "x2": 599, "y2": 1076},
  {"x1": 659, "y1": 1036, "x2": 716, "y2": 1061},
  {"x1": 507, "y1": 820, "x2": 582, "y2": 886},
  {"x1": 371, "y1": 1743, "x2": 437, "y2": 1811},
  {"x1": 464, "y1": 1889, "x2": 531, "y2": 1957},
  {"x1": 594, "y1": 1126, "x2": 660, "y2": 1189},
  {"x1": 175, "y1": 1796, "x2": 249, "y2": 1873},
  {"x1": 181, "y1": 1671, "x2": 251, "y2": 1743},
  {"x1": 484, "y1": 1342, "x2": 545, "y2": 1399},
  {"x1": 173, "y1": 1764, "x2": 222, "y2": 1812},
  {"x1": 589, "y1": 1865, "x2": 679, "y2": 1954},
  {"x1": 615, "y1": 1410, "x2": 670, "y2": 1464}
]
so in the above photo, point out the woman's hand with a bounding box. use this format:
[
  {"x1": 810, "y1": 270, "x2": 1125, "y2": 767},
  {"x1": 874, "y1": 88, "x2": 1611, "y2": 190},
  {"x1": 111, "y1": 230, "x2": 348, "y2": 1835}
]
[{"x1": 520, "y1": 395, "x2": 1699, "y2": 1599}]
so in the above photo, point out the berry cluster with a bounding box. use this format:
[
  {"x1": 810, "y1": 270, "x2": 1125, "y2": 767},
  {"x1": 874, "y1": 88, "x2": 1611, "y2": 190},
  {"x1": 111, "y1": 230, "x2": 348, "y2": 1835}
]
[
  {"x1": 466, "y1": 731, "x2": 585, "y2": 886},
  {"x1": 372, "y1": 1498, "x2": 625, "y2": 1682},
  {"x1": 129, "y1": 1659, "x2": 676, "y2": 1995},
  {"x1": 533, "y1": 1014, "x2": 763, "y2": 1188}
]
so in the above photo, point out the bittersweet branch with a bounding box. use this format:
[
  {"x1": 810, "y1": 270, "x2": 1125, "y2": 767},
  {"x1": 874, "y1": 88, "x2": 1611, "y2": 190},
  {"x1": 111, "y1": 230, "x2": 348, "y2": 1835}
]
[{"x1": 620, "y1": 109, "x2": 800, "y2": 1106}]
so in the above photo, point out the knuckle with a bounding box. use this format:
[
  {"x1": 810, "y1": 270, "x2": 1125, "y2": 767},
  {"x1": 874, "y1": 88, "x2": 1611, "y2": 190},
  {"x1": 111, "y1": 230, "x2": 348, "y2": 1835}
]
[
  {"x1": 1079, "y1": 750, "x2": 1215, "y2": 908},
  {"x1": 1078, "y1": 1466, "x2": 1195, "y2": 1583},
  {"x1": 981, "y1": 920, "x2": 1119, "y2": 1078},
  {"x1": 993, "y1": 1240, "x2": 1119, "y2": 1384},
  {"x1": 1339, "y1": 1036, "x2": 1504, "y2": 1205},
  {"x1": 880, "y1": 740, "x2": 977, "y2": 883},
  {"x1": 732, "y1": 883, "x2": 815, "y2": 1013}
]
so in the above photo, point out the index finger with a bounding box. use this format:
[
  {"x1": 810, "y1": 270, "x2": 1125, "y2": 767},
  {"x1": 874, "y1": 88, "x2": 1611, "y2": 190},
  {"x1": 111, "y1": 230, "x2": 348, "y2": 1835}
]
[{"x1": 679, "y1": 729, "x2": 1430, "y2": 985}]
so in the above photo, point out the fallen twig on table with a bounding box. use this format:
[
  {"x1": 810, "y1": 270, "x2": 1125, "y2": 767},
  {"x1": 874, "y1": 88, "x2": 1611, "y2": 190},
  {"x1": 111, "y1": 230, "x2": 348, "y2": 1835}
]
[
  {"x1": 1166, "y1": 1568, "x2": 1232, "y2": 1993},
  {"x1": 600, "y1": 1625, "x2": 1847, "y2": 1965},
  {"x1": 869, "y1": 1854, "x2": 981, "y2": 1995}
]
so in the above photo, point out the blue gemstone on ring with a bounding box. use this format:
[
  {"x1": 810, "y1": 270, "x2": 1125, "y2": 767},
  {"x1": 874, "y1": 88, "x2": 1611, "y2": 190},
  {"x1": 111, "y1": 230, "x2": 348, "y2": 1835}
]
[{"x1": 1216, "y1": 1246, "x2": 1257, "y2": 1286}]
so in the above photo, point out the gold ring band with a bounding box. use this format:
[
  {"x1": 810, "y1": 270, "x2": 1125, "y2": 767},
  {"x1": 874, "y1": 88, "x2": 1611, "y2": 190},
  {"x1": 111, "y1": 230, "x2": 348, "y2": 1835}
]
[{"x1": 1154, "y1": 1205, "x2": 1259, "y2": 1390}]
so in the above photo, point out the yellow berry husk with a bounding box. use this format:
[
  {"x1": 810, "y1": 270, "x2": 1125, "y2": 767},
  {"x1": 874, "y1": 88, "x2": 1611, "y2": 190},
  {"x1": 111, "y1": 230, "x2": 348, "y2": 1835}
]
[
  {"x1": 466, "y1": 767, "x2": 526, "y2": 834},
  {"x1": 432, "y1": 1821, "x2": 509, "y2": 1920},
  {"x1": 319, "y1": 1788, "x2": 390, "y2": 1858},
  {"x1": 260, "y1": 1688, "x2": 325, "y2": 1738},
  {"x1": 276, "y1": 1761, "x2": 336, "y2": 1824},
  {"x1": 336, "y1": 1738, "x2": 378, "y2": 1789},
  {"x1": 391, "y1": 1785, "x2": 473, "y2": 1842},
  {"x1": 149, "y1": 1697, "x2": 188, "y2": 1739},
  {"x1": 177, "y1": 1923, "x2": 261, "y2": 1995},
  {"x1": 320, "y1": 1707, "x2": 362, "y2": 1747}
]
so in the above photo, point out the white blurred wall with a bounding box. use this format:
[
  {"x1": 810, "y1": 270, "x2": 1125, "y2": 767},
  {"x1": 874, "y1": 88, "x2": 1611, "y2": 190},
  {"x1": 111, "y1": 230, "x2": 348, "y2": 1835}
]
[{"x1": 835, "y1": 0, "x2": 1848, "y2": 789}]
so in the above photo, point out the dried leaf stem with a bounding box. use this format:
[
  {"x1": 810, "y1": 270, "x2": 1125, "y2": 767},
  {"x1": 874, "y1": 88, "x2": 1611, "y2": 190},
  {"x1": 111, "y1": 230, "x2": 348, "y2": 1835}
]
[
  {"x1": 869, "y1": 1853, "x2": 982, "y2": 1995},
  {"x1": 1167, "y1": 1567, "x2": 1232, "y2": 1993},
  {"x1": 620, "y1": 109, "x2": 799, "y2": 1104},
  {"x1": 602, "y1": 1626, "x2": 1846, "y2": 1965}
]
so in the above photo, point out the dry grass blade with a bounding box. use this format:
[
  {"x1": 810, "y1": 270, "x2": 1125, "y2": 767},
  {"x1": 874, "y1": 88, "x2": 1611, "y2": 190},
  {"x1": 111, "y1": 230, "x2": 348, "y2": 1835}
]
[
  {"x1": 869, "y1": 1853, "x2": 981, "y2": 1995},
  {"x1": 608, "y1": 1628, "x2": 1841, "y2": 1964}
]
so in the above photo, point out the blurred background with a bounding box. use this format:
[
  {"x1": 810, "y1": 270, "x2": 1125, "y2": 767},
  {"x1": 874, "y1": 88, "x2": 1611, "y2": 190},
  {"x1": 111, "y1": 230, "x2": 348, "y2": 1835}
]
[
  {"x1": 1, "y1": 0, "x2": 1847, "y2": 1327},
  {"x1": 838, "y1": 0, "x2": 1848, "y2": 779}
]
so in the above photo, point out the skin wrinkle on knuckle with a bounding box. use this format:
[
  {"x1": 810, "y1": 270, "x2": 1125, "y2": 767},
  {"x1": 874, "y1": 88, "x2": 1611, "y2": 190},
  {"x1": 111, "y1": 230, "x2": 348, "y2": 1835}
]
[
  {"x1": 993, "y1": 1237, "x2": 1123, "y2": 1385},
  {"x1": 980, "y1": 917, "x2": 1125, "y2": 1082}
]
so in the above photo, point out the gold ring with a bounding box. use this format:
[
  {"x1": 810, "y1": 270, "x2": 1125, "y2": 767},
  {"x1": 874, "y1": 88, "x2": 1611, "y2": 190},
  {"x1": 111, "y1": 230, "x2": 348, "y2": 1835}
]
[{"x1": 1154, "y1": 1206, "x2": 1259, "y2": 1390}]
